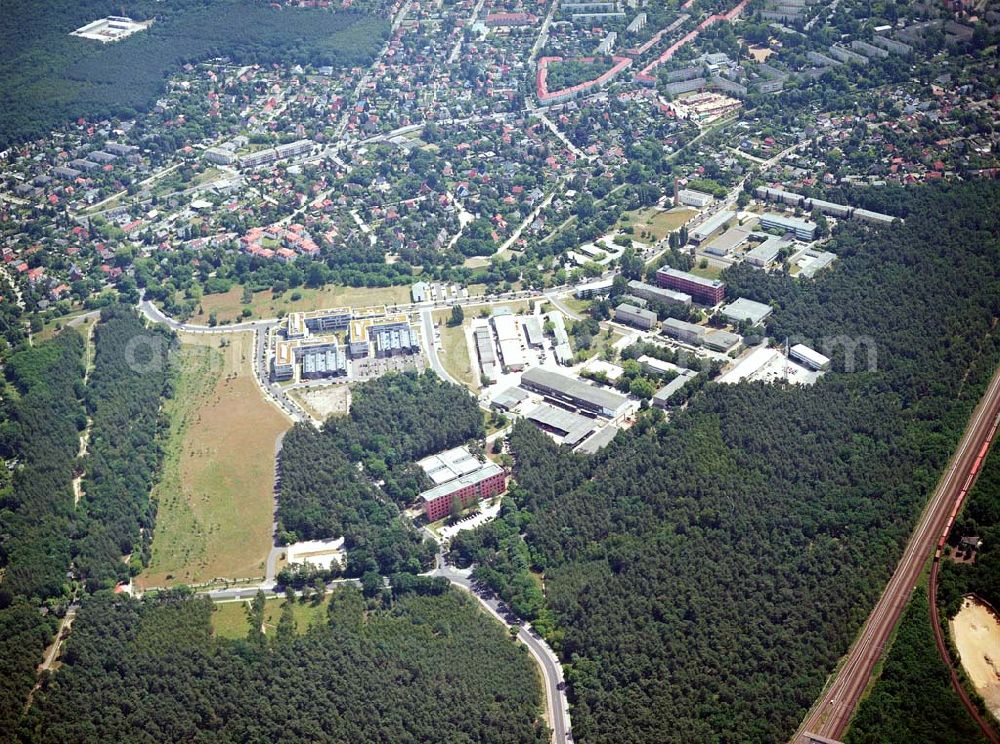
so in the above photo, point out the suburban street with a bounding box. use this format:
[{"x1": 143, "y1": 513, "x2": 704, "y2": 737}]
[{"x1": 793, "y1": 361, "x2": 1000, "y2": 743}]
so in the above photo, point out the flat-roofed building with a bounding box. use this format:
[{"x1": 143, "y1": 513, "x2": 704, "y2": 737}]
[
  {"x1": 475, "y1": 326, "x2": 497, "y2": 380},
  {"x1": 418, "y1": 447, "x2": 507, "y2": 521},
  {"x1": 721, "y1": 297, "x2": 773, "y2": 326},
  {"x1": 652, "y1": 370, "x2": 697, "y2": 409},
  {"x1": 520, "y1": 367, "x2": 629, "y2": 420},
  {"x1": 704, "y1": 329, "x2": 742, "y2": 352},
  {"x1": 525, "y1": 403, "x2": 598, "y2": 447},
  {"x1": 637, "y1": 355, "x2": 687, "y2": 377},
  {"x1": 745, "y1": 235, "x2": 789, "y2": 267},
  {"x1": 662, "y1": 317, "x2": 706, "y2": 345},
  {"x1": 272, "y1": 341, "x2": 296, "y2": 380},
  {"x1": 575, "y1": 278, "x2": 614, "y2": 299},
  {"x1": 705, "y1": 226, "x2": 751, "y2": 257},
  {"x1": 523, "y1": 317, "x2": 544, "y2": 348},
  {"x1": 678, "y1": 188, "x2": 714, "y2": 208},
  {"x1": 615, "y1": 303, "x2": 658, "y2": 330},
  {"x1": 656, "y1": 267, "x2": 725, "y2": 306},
  {"x1": 301, "y1": 343, "x2": 348, "y2": 379},
  {"x1": 790, "y1": 343, "x2": 831, "y2": 370},
  {"x1": 627, "y1": 279, "x2": 691, "y2": 307},
  {"x1": 690, "y1": 209, "x2": 736, "y2": 243},
  {"x1": 492, "y1": 314, "x2": 525, "y2": 372},
  {"x1": 797, "y1": 249, "x2": 837, "y2": 278},
  {"x1": 760, "y1": 212, "x2": 817, "y2": 241},
  {"x1": 853, "y1": 208, "x2": 895, "y2": 226},
  {"x1": 348, "y1": 314, "x2": 410, "y2": 358}
]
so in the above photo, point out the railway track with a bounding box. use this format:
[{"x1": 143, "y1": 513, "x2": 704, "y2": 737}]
[{"x1": 792, "y1": 363, "x2": 1000, "y2": 743}]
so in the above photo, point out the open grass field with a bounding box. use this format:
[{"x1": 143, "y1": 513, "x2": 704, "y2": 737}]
[
  {"x1": 431, "y1": 309, "x2": 476, "y2": 390},
  {"x1": 138, "y1": 331, "x2": 290, "y2": 589},
  {"x1": 188, "y1": 284, "x2": 413, "y2": 324},
  {"x1": 690, "y1": 262, "x2": 725, "y2": 280},
  {"x1": 620, "y1": 207, "x2": 697, "y2": 242},
  {"x1": 212, "y1": 594, "x2": 332, "y2": 639},
  {"x1": 34, "y1": 308, "x2": 92, "y2": 343}
]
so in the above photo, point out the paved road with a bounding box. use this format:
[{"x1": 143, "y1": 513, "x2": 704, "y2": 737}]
[
  {"x1": 420, "y1": 308, "x2": 461, "y2": 386},
  {"x1": 430, "y1": 563, "x2": 572, "y2": 743},
  {"x1": 792, "y1": 361, "x2": 1000, "y2": 742}
]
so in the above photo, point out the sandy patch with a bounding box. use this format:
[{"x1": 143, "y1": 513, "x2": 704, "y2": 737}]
[
  {"x1": 290, "y1": 384, "x2": 352, "y2": 419},
  {"x1": 951, "y1": 595, "x2": 1000, "y2": 720}
]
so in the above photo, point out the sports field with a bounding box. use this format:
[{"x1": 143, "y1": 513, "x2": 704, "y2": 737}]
[
  {"x1": 187, "y1": 284, "x2": 412, "y2": 324},
  {"x1": 138, "y1": 332, "x2": 289, "y2": 588}
]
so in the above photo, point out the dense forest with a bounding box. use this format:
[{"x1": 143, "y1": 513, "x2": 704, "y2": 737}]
[
  {"x1": 277, "y1": 371, "x2": 483, "y2": 574},
  {"x1": 0, "y1": 331, "x2": 86, "y2": 602},
  {"x1": 0, "y1": 331, "x2": 85, "y2": 733},
  {"x1": 75, "y1": 307, "x2": 174, "y2": 590},
  {"x1": 845, "y1": 588, "x2": 988, "y2": 743},
  {"x1": 498, "y1": 181, "x2": 1000, "y2": 742},
  {"x1": 19, "y1": 586, "x2": 547, "y2": 743},
  {"x1": 0, "y1": 0, "x2": 387, "y2": 147}
]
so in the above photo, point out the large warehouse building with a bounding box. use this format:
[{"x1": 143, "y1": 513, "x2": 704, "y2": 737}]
[
  {"x1": 520, "y1": 367, "x2": 629, "y2": 420},
  {"x1": 656, "y1": 267, "x2": 726, "y2": 306}
]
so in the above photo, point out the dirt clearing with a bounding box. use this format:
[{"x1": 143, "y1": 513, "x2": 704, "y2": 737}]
[{"x1": 951, "y1": 595, "x2": 1000, "y2": 721}]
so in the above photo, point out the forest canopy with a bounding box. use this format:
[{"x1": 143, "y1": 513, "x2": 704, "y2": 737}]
[
  {"x1": 19, "y1": 587, "x2": 547, "y2": 743},
  {"x1": 505, "y1": 181, "x2": 1000, "y2": 742},
  {"x1": 0, "y1": 0, "x2": 387, "y2": 147}
]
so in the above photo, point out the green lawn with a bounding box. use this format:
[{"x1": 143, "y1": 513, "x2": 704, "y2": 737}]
[
  {"x1": 619, "y1": 207, "x2": 696, "y2": 242},
  {"x1": 188, "y1": 284, "x2": 413, "y2": 324},
  {"x1": 212, "y1": 594, "x2": 332, "y2": 639}
]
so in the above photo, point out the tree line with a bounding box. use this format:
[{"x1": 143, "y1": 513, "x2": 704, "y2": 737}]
[{"x1": 19, "y1": 586, "x2": 547, "y2": 743}]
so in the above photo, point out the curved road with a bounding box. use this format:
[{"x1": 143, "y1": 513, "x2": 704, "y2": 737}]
[
  {"x1": 431, "y1": 562, "x2": 572, "y2": 743},
  {"x1": 793, "y1": 362, "x2": 1000, "y2": 743}
]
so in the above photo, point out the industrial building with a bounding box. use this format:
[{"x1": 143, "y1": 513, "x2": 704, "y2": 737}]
[
  {"x1": 475, "y1": 326, "x2": 498, "y2": 381},
  {"x1": 627, "y1": 280, "x2": 691, "y2": 307},
  {"x1": 525, "y1": 403, "x2": 599, "y2": 447},
  {"x1": 656, "y1": 267, "x2": 726, "y2": 306},
  {"x1": 690, "y1": 210, "x2": 736, "y2": 243},
  {"x1": 519, "y1": 367, "x2": 629, "y2": 420},
  {"x1": 615, "y1": 303, "x2": 658, "y2": 330},
  {"x1": 790, "y1": 343, "x2": 831, "y2": 370},
  {"x1": 522, "y1": 317, "x2": 544, "y2": 348},
  {"x1": 760, "y1": 212, "x2": 817, "y2": 241},
  {"x1": 721, "y1": 297, "x2": 773, "y2": 326},
  {"x1": 417, "y1": 446, "x2": 507, "y2": 521},
  {"x1": 662, "y1": 317, "x2": 706, "y2": 345},
  {"x1": 491, "y1": 314, "x2": 526, "y2": 372}
]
